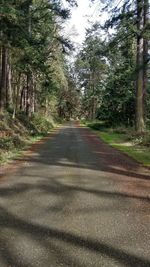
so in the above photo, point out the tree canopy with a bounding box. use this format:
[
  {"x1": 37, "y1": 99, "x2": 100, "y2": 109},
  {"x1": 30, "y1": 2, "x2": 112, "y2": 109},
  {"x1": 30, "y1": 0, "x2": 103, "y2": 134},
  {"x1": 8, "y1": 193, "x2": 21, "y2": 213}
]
[
  {"x1": 75, "y1": 0, "x2": 150, "y2": 132},
  {"x1": 0, "y1": 0, "x2": 149, "y2": 133},
  {"x1": 0, "y1": 0, "x2": 78, "y2": 118}
]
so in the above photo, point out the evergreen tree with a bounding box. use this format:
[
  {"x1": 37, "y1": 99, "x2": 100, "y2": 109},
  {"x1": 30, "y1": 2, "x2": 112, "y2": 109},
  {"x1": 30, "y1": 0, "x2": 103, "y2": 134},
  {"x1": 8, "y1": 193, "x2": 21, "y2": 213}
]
[{"x1": 0, "y1": 0, "x2": 77, "y2": 118}]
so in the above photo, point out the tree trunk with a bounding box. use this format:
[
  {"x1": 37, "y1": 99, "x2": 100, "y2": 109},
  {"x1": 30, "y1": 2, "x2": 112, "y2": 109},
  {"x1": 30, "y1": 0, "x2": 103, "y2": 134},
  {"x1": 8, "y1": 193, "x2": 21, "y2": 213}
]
[
  {"x1": 0, "y1": 46, "x2": 7, "y2": 110},
  {"x1": 26, "y1": 72, "x2": 31, "y2": 117},
  {"x1": 26, "y1": 72, "x2": 34, "y2": 117},
  {"x1": 15, "y1": 75, "x2": 21, "y2": 113},
  {"x1": 20, "y1": 85, "x2": 26, "y2": 112},
  {"x1": 143, "y1": 0, "x2": 149, "y2": 118},
  {"x1": 26, "y1": 3, "x2": 33, "y2": 117},
  {"x1": 30, "y1": 73, "x2": 35, "y2": 114},
  {"x1": 135, "y1": 0, "x2": 145, "y2": 133},
  {"x1": 6, "y1": 52, "x2": 12, "y2": 109}
]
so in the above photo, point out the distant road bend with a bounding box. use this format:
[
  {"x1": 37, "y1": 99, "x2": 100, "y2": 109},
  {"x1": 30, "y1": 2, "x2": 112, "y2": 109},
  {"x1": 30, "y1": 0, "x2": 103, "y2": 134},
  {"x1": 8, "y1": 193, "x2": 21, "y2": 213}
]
[{"x1": 0, "y1": 122, "x2": 150, "y2": 267}]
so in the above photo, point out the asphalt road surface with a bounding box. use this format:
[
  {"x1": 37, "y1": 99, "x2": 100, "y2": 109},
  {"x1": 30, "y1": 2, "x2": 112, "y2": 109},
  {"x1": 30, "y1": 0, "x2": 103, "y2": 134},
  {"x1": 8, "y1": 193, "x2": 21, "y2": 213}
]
[{"x1": 0, "y1": 122, "x2": 150, "y2": 267}]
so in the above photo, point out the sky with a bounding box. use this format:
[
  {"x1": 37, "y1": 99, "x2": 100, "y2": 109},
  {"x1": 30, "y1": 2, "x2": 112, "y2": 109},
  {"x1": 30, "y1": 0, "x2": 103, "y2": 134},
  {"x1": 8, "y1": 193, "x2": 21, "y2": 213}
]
[{"x1": 63, "y1": 0, "x2": 108, "y2": 47}]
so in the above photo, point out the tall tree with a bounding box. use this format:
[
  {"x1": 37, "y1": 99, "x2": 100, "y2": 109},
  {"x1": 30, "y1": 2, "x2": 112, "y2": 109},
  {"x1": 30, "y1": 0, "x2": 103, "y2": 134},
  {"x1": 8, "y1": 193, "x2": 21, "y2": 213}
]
[
  {"x1": 90, "y1": 0, "x2": 149, "y2": 131},
  {"x1": 75, "y1": 26, "x2": 107, "y2": 120},
  {"x1": 0, "y1": 0, "x2": 77, "y2": 118}
]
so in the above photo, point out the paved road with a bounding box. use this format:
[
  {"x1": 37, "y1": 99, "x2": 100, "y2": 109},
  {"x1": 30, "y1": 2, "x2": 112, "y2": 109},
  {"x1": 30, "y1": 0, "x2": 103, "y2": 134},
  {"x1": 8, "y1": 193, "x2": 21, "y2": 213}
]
[{"x1": 0, "y1": 122, "x2": 150, "y2": 267}]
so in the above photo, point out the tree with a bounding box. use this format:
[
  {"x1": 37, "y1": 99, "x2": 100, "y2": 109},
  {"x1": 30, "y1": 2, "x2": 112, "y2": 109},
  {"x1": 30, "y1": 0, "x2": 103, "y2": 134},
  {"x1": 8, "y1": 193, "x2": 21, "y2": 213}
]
[
  {"x1": 90, "y1": 0, "x2": 150, "y2": 131},
  {"x1": 0, "y1": 0, "x2": 77, "y2": 118},
  {"x1": 75, "y1": 25, "x2": 107, "y2": 120}
]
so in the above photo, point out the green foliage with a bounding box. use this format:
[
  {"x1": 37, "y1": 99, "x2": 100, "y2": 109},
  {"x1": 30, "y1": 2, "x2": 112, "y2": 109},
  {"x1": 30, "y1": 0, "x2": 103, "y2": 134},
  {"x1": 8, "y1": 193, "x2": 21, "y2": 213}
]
[
  {"x1": 86, "y1": 121, "x2": 110, "y2": 131},
  {"x1": 75, "y1": 27, "x2": 107, "y2": 120},
  {"x1": 79, "y1": 0, "x2": 149, "y2": 131},
  {"x1": 0, "y1": 136, "x2": 25, "y2": 151},
  {"x1": 0, "y1": 111, "x2": 55, "y2": 165},
  {"x1": 17, "y1": 112, "x2": 55, "y2": 135},
  {"x1": 0, "y1": 0, "x2": 77, "y2": 118},
  {"x1": 30, "y1": 113, "x2": 54, "y2": 135},
  {"x1": 75, "y1": 2, "x2": 140, "y2": 125}
]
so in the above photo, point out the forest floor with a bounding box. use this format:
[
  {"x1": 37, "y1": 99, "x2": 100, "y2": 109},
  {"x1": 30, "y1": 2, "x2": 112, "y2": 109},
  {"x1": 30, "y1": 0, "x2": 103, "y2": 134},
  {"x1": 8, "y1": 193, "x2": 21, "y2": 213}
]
[
  {"x1": 83, "y1": 121, "x2": 150, "y2": 167},
  {"x1": 0, "y1": 122, "x2": 150, "y2": 267}
]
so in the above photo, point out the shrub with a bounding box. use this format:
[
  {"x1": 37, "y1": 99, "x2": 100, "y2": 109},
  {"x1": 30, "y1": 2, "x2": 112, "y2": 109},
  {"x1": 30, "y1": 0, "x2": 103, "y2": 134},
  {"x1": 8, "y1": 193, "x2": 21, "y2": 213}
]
[
  {"x1": 30, "y1": 113, "x2": 54, "y2": 135},
  {"x1": 0, "y1": 137, "x2": 14, "y2": 150}
]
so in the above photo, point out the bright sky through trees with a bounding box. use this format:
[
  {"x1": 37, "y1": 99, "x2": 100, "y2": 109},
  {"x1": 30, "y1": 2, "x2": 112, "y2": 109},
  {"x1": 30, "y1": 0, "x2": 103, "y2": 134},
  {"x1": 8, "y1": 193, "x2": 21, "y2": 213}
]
[{"x1": 63, "y1": 0, "x2": 108, "y2": 45}]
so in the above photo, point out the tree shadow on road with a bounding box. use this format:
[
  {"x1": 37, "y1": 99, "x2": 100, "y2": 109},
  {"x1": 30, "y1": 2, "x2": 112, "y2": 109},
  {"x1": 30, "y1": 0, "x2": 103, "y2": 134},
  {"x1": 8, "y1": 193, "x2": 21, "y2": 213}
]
[
  {"x1": 13, "y1": 125, "x2": 150, "y2": 181},
  {"x1": 8, "y1": 125, "x2": 149, "y2": 205},
  {"x1": 0, "y1": 125, "x2": 150, "y2": 266},
  {"x1": 0, "y1": 206, "x2": 150, "y2": 267}
]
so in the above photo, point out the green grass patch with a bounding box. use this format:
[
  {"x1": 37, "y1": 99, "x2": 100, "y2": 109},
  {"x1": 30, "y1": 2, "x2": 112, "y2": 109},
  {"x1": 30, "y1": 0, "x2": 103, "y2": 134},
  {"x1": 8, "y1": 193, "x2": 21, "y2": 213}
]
[{"x1": 83, "y1": 120, "x2": 150, "y2": 167}]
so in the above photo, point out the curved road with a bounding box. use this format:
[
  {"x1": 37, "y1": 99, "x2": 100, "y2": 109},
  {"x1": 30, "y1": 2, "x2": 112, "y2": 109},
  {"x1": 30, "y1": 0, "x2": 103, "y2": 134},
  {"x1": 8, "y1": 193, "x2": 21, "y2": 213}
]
[{"x1": 0, "y1": 122, "x2": 150, "y2": 267}]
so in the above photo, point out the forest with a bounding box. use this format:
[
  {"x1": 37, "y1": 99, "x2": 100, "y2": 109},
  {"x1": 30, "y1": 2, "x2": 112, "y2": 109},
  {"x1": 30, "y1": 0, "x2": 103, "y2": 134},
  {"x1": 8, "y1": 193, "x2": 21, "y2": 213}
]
[
  {"x1": 0, "y1": 2, "x2": 150, "y2": 265},
  {"x1": 0, "y1": 0, "x2": 150, "y2": 163},
  {"x1": 0, "y1": 0, "x2": 79, "y2": 118},
  {"x1": 75, "y1": 0, "x2": 150, "y2": 132}
]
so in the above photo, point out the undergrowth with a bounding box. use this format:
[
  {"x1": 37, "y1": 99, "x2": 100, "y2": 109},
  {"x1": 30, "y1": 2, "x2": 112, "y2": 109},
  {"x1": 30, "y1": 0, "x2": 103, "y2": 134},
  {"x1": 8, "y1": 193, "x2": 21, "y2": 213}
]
[{"x1": 0, "y1": 111, "x2": 55, "y2": 164}]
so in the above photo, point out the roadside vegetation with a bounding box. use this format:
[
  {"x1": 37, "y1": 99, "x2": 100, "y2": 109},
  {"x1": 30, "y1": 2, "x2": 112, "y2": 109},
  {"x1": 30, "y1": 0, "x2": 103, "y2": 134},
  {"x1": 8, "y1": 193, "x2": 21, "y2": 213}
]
[
  {"x1": 0, "y1": 1, "x2": 79, "y2": 165},
  {"x1": 75, "y1": 1, "x2": 150, "y2": 167},
  {"x1": 75, "y1": 1, "x2": 150, "y2": 135},
  {"x1": 0, "y1": 111, "x2": 56, "y2": 165},
  {"x1": 82, "y1": 121, "x2": 150, "y2": 167}
]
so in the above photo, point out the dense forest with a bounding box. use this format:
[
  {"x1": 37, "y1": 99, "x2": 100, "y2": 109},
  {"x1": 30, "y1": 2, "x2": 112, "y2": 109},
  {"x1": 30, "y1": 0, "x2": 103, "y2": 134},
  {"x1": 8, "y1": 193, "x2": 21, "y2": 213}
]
[
  {"x1": 0, "y1": 0, "x2": 150, "y2": 134},
  {"x1": 0, "y1": 0, "x2": 79, "y2": 120},
  {"x1": 75, "y1": 0, "x2": 150, "y2": 133},
  {"x1": 0, "y1": 2, "x2": 150, "y2": 264}
]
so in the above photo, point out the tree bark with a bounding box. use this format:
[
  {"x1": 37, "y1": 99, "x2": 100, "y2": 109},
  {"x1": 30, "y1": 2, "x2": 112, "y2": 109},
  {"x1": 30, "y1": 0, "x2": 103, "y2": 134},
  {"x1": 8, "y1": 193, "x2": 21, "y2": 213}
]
[
  {"x1": 143, "y1": 0, "x2": 149, "y2": 118},
  {"x1": 26, "y1": 72, "x2": 35, "y2": 117},
  {"x1": 6, "y1": 51, "x2": 12, "y2": 109},
  {"x1": 26, "y1": 72, "x2": 31, "y2": 116},
  {"x1": 135, "y1": 0, "x2": 145, "y2": 133},
  {"x1": 0, "y1": 46, "x2": 7, "y2": 110}
]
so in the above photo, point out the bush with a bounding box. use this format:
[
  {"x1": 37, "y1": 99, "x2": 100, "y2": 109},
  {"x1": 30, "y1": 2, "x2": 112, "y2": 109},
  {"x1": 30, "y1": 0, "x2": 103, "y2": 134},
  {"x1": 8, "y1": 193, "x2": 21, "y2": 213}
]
[
  {"x1": 87, "y1": 121, "x2": 110, "y2": 131},
  {"x1": 113, "y1": 127, "x2": 129, "y2": 134},
  {"x1": 0, "y1": 111, "x2": 56, "y2": 164},
  {"x1": 17, "y1": 113, "x2": 54, "y2": 135},
  {"x1": 0, "y1": 137, "x2": 14, "y2": 150},
  {"x1": 12, "y1": 135, "x2": 25, "y2": 148},
  {"x1": 17, "y1": 113, "x2": 39, "y2": 135},
  {"x1": 140, "y1": 133, "x2": 150, "y2": 146},
  {"x1": 30, "y1": 113, "x2": 54, "y2": 135},
  {"x1": 0, "y1": 135, "x2": 25, "y2": 151}
]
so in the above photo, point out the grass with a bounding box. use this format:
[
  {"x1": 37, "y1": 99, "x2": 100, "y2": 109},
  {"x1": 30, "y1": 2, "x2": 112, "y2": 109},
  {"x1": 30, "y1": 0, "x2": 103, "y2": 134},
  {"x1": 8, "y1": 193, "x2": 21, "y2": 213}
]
[{"x1": 82, "y1": 120, "x2": 150, "y2": 167}]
